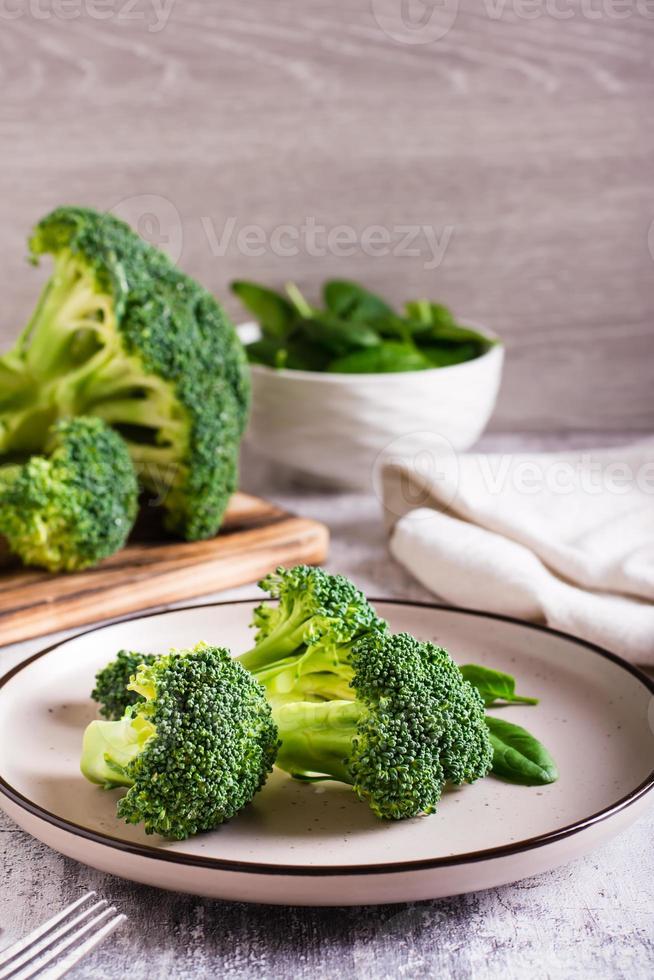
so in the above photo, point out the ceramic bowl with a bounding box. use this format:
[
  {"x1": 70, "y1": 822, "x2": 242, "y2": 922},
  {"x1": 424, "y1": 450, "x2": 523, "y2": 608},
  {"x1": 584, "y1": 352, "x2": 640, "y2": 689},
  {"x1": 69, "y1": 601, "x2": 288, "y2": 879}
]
[{"x1": 238, "y1": 323, "x2": 504, "y2": 489}]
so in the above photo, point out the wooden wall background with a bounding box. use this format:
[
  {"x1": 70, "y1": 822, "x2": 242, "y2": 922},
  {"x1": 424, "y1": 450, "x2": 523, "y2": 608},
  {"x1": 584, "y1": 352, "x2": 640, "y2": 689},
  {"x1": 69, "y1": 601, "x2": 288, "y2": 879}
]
[{"x1": 1, "y1": 0, "x2": 652, "y2": 432}]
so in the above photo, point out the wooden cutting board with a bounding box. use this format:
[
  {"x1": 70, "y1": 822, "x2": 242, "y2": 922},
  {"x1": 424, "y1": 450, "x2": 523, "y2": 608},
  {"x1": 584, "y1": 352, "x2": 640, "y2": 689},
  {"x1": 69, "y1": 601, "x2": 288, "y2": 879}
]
[{"x1": 0, "y1": 493, "x2": 329, "y2": 647}]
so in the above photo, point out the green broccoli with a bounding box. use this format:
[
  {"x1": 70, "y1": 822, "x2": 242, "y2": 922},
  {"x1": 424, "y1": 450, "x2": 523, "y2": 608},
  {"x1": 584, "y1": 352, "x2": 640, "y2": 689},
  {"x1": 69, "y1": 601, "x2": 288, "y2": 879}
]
[
  {"x1": 0, "y1": 416, "x2": 138, "y2": 572},
  {"x1": 238, "y1": 565, "x2": 385, "y2": 674},
  {"x1": 0, "y1": 207, "x2": 250, "y2": 540},
  {"x1": 91, "y1": 650, "x2": 158, "y2": 720},
  {"x1": 91, "y1": 564, "x2": 384, "y2": 719},
  {"x1": 272, "y1": 631, "x2": 493, "y2": 819},
  {"x1": 81, "y1": 643, "x2": 279, "y2": 839}
]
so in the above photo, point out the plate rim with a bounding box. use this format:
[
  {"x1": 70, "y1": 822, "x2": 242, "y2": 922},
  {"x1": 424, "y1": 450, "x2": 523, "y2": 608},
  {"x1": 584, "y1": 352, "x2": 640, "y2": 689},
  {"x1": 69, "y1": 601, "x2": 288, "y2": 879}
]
[{"x1": 1, "y1": 598, "x2": 653, "y2": 878}]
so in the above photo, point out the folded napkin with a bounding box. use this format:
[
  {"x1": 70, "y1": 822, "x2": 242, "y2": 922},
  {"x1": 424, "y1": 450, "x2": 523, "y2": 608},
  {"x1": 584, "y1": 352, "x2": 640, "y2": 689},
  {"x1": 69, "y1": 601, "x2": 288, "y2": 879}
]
[{"x1": 382, "y1": 440, "x2": 654, "y2": 664}]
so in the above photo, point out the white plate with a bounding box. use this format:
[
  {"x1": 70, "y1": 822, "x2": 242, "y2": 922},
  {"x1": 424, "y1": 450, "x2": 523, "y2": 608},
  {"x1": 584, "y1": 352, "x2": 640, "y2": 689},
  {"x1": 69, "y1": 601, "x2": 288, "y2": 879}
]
[{"x1": 1, "y1": 601, "x2": 653, "y2": 906}]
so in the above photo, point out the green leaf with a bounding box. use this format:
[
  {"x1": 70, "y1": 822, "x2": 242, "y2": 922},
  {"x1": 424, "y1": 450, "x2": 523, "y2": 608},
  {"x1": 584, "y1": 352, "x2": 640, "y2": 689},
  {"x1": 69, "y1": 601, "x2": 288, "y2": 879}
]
[
  {"x1": 323, "y1": 280, "x2": 394, "y2": 322},
  {"x1": 245, "y1": 338, "x2": 284, "y2": 367},
  {"x1": 299, "y1": 311, "x2": 381, "y2": 356},
  {"x1": 246, "y1": 337, "x2": 330, "y2": 372},
  {"x1": 231, "y1": 281, "x2": 296, "y2": 339},
  {"x1": 405, "y1": 300, "x2": 496, "y2": 346},
  {"x1": 327, "y1": 341, "x2": 433, "y2": 374},
  {"x1": 485, "y1": 716, "x2": 558, "y2": 785},
  {"x1": 460, "y1": 664, "x2": 539, "y2": 707},
  {"x1": 405, "y1": 299, "x2": 456, "y2": 330},
  {"x1": 421, "y1": 342, "x2": 483, "y2": 368}
]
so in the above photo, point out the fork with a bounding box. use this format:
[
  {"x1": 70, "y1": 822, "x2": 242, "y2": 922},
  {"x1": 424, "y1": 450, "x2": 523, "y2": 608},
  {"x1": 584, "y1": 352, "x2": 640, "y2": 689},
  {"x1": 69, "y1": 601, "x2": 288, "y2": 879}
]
[{"x1": 0, "y1": 892, "x2": 126, "y2": 980}]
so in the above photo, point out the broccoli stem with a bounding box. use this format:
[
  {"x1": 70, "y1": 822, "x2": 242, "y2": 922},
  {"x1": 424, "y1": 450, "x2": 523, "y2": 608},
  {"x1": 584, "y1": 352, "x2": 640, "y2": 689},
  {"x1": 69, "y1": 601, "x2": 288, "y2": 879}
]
[
  {"x1": 80, "y1": 713, "x2": 155, "y2": 788},
  {"x1": 0, "y1": 253, "x2": 115, "y2": 453},
  {"x1": 238, "y1": 606, "x2": 326, "y2": 672},
  {"x1": 273, "y1": 700, "x2": 363, "y2": 783},
  {"x1": 251, "y1": 644, "x2": 355, "y2": 705}
]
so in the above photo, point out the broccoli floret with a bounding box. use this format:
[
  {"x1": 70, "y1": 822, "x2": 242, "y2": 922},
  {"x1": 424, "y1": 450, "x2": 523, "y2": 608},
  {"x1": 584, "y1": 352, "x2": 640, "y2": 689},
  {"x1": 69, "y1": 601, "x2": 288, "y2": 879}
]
[
  {"x1": 273, "y1": 631, "x2": 493, "y2": 820},
  {"x1": 90, "y1": 565, "x2": 384, "y2": 712},
  {"x1": 81, "y1": 644, "x2": 279, "y2": 839},
  {"x1": 0, "y1": 207, "x2": 250, "y2": 540},
  {"x1": 0, "y1": 416, "x2": 138, "y2": 572},
  {"x1": 91, "y1": 650, "x2": 158, "y2": 720},
  {"x1": 238, "y1": 565, "x2": 385, "y2": 675}
]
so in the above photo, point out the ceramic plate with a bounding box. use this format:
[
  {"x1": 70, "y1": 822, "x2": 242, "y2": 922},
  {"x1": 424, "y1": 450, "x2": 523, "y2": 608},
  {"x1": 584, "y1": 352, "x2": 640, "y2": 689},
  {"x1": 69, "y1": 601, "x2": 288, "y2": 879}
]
[{"x1": 1, "y1": 601, "x2": 653, "y2": 906}]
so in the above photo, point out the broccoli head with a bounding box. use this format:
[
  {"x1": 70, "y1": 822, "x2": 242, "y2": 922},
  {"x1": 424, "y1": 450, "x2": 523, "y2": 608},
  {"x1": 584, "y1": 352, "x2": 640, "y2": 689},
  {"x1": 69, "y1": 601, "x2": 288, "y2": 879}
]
[
  {"x1": 0, "y1": 207, "x2": 250, "y2": 540},
  {"x1": 81, "y1": 643, "x2": 279, "y2": 839},
  {"x1": 91, "y1": 650, "x2": 158, "y2": 720},
  {"x1": 0, "y1": 416, "x2": 138, "y2": 572},
  {"x1": 239, "y1": 565, "x2": 385, "y2": 674},
  {"x1": 273, "y1": 631, "x2": 493, "y2": 820}
]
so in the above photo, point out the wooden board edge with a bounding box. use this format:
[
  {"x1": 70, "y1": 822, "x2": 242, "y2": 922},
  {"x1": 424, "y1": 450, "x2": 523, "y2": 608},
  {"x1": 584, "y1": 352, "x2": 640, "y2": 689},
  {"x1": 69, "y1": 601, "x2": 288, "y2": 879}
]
[{"x1": 0, "y1": 518, "x2": 329, "y2": 648}]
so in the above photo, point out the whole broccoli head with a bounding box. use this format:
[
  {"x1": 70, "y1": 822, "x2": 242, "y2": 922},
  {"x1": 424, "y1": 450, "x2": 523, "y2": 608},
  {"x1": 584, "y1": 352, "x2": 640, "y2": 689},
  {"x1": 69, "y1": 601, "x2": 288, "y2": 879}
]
[
  {"x1": 81, "y1": 643, "x2": 279, "y2": 839},
  {"x1": 91, "y1": 650, "x2": 158, "y2": 720},
  {"x1": 0, "y1": 416, "x2": 138, "y2": 572},
  {"x1": 0, "y1": 207, "x2": 250, "y2": 540},
  {"x1": 273, "y1": 631, "x2": 493, "y2": 820}
]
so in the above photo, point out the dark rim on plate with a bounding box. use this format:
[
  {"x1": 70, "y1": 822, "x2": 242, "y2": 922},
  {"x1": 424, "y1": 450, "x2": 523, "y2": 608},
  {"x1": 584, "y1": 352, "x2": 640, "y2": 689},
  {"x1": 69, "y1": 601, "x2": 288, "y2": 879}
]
[{"x1": 1, "y1": 599, "x2": 653, "y2": 878}]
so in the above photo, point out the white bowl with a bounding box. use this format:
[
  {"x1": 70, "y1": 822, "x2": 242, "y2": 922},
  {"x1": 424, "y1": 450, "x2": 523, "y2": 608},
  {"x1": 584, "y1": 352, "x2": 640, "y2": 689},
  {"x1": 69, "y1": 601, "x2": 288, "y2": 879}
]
[{"x1": 238, "y1": 322, "x2": 504, "y2": 490}]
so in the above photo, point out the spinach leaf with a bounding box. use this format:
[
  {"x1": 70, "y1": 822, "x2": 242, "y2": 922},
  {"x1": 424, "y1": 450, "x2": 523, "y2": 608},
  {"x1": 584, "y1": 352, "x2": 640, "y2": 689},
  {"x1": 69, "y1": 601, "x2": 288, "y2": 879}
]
[
  {"x1": 327, "y1": 341, "x2": 433, "y2": 374},
  {"x1": 231, "y1": 281, "x2": 296, "y2": 339},
  {"x1": 485, "y1": 716, "x2": 558, "y2": 785},
  {"x1": 232, "y1": 278, "x2": 498, "y2": 374},
  {"x1": 460, "y1": 664, "x2": 539, "y2": 706},
  {"x1": 245, "y1": 337, "x2": 284, "y2": 367},
  {"x1": 323, "y1": 280, "x2": 393, "y2": 323},
  {"x1": 246, "y1": 337, "x2": 330, "y2": 372},
  {"x1": 299, "y1": 311, "x2": 381, "y2": 356},
  {"x1": 422, "y1": 342, "x2": 483, "y2": 367},
  {"x1": 405, "y1": 300, "x2": 494, "y2": 346},
  {"x1": 405, "y1": 299, "x2": 456, "y2": 331}
]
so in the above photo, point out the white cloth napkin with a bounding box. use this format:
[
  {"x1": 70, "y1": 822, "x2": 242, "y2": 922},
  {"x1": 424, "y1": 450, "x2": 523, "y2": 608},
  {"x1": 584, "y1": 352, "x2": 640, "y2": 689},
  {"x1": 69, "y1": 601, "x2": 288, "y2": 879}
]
[{"x1": 381, "y1": 440, "x2": 654, "y2": 664}]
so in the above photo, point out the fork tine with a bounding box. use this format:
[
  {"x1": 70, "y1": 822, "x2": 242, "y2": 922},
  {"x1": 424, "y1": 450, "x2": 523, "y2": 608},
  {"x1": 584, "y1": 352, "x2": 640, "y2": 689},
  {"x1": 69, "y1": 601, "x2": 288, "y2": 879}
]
[
  {"x1": 0, "y1": 902, "x2": 108, "y2": 979},
  {"x1": 31, "y1": 915, "x2": 127, "y2": 980},
  {"x1": 0, "y1": 894, "x2": 96, "y2": 969},
  {"x1": 8, "y1": 908, "x2": 121, "y2": 980}
]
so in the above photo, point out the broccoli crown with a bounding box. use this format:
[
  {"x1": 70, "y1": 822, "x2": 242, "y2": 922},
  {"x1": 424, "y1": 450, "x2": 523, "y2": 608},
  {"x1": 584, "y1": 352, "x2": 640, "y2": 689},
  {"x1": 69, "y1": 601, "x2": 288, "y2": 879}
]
[
  {"x1": 91, "y1": 650, "x2": 158, "y2": 720},
  {"x1": 273, "y1": 632, "x2": 493, "y2": 820},
  {"x1": 0, "y1": 416, "x2": 138, "y2": 572},
  {"x1": 0, "y1": 206, "x2": 250, "y2": 540},
  {"x1": 81, "y1": 643, "x2": 279, "y2": 839},
  {"x1": 239, "y1": 564, "x2": 384, "y2": 673}
]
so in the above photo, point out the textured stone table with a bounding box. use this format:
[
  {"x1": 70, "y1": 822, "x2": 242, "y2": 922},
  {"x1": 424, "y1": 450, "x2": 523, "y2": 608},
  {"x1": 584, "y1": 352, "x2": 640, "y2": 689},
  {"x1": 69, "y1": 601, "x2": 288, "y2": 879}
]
[{"x1": 1, "y1": 435, "x2": 653, "y2": 979}]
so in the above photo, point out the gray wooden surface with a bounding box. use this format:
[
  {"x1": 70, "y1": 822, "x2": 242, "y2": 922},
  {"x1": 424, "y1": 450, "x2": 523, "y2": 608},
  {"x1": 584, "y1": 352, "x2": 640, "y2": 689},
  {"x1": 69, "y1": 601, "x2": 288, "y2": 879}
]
[
  {"x1": 1, "y1": 2, "x2": 653, "y2": 432},
  {"x1": 1, "y1": 433, "x2": 653, "y2": 979}
]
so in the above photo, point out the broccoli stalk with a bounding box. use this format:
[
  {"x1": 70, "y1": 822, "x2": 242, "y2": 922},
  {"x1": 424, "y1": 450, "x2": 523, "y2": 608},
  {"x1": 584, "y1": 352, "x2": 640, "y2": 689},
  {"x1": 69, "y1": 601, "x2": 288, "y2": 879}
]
[
  {"x1": 81, "y1": 644, "x2": 279, "y2": 839},
  {"x1": 0, "y1": 416, "x2": 138, "y2": 572},
  {"x1": 0, "y1": 207, "x2": 250, "y2": 540},
  {"x1": 272, "y1": 632, "x2": 493, "y2": 820}
]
